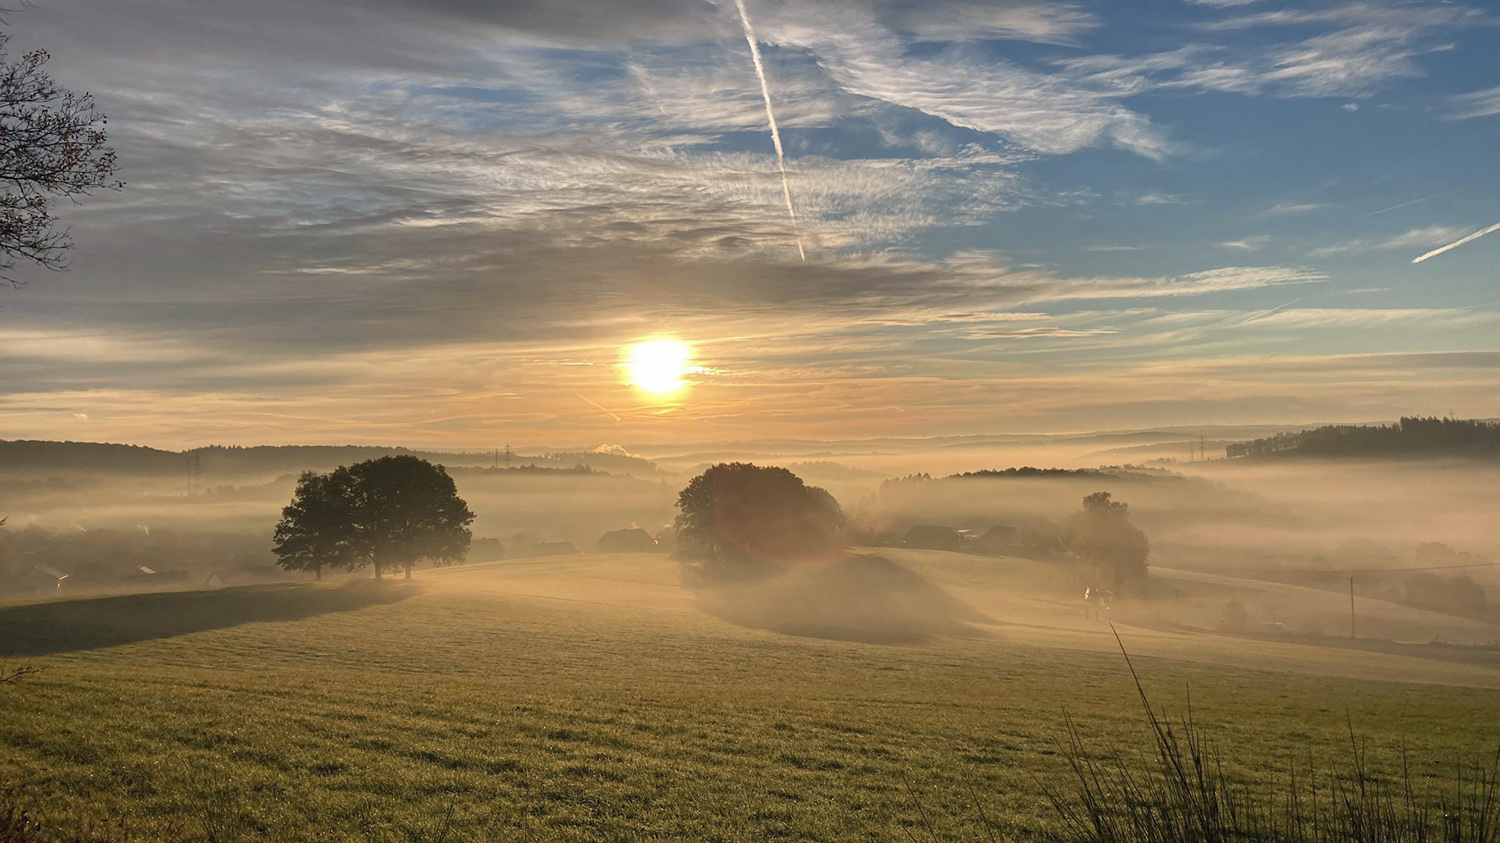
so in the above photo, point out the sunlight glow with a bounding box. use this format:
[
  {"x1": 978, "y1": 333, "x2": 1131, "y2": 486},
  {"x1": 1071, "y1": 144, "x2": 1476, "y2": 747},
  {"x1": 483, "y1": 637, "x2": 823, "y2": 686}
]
[{"x1": 626, "y1": 340, "x2": 692, "y2": 395}]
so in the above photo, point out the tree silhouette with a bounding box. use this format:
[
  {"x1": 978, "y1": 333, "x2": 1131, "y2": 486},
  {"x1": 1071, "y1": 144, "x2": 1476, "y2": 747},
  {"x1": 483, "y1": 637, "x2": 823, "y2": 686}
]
[
  {"x1": 674, "y1": 463, "x2": 844, "y2": 581},
  {"x1": 272, "y1": 470, "x2": 356, "y2": 580},
  {"x1": 1067, "y1": 491, "x2": 1149, "y2": 586},
  {"x1": 272, "y1": 456, "x2": 474, "y2": 580},
  {"x1": 348, "y1": 456, "x2": 475, "y2": 579},
  {"x1": 0, "y1": 31, "x2": 122, "y2": 285}
]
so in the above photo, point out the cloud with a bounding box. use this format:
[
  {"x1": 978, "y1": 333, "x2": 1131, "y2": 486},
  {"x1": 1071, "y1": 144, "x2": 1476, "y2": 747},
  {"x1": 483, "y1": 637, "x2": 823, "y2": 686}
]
[
  {"x1": 0, "y1": 0, "x2": 1493, "y2": 445},
  {"x1": 1240, "y1": 308, "x2": 1496, "y2": 329},
  {"x1": 1136, "y1": 193, "x2": 1183, "y2": 206},
  {"x1": 972, "y1": 326, "x2": 1118, "y2": 339},
  {"x1": 1308, "y1": 225, "x2": 1472, "y2": 258},
  {"x1": 1220, "y1": 236, "x2": 1270, "y2": 251},
  {"x1": 1060, "y1": 2, "x2": 1490, "y2": 100},
  {"x1": 1263, "y1": 202, "x2": 1329, "y2": 217},
  {"x1": 756, "y1": 13, "x2": 1178, "y2": 159},
  {"x1": 1448, "y1": 85, "x2": 1500, "y2": 120}
]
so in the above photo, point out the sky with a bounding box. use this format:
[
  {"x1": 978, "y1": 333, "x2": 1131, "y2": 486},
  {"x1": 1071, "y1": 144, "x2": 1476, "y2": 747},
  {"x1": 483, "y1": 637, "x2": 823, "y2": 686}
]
[{"x1": 1, "y1": 0, "x2": 1498, "y2": 449}]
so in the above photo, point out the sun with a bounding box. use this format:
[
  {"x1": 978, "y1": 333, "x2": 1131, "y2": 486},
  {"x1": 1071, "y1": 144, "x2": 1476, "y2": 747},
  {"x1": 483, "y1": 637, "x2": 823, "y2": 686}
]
[{"x1": 626, "y1": 340, "x2": 692, "y2": 395}]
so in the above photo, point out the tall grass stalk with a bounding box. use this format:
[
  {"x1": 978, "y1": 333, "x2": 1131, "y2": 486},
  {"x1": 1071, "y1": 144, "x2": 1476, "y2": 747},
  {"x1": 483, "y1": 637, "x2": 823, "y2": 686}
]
[{"x1": 1044, "y1": 628, "x2": 1500, "y2": 843}]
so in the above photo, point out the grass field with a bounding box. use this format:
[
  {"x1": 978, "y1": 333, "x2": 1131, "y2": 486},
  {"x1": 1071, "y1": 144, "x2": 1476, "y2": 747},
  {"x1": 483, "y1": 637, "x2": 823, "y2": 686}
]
[{"x1": 2, "y1": 550, "x2": 1498, "y2": 841}]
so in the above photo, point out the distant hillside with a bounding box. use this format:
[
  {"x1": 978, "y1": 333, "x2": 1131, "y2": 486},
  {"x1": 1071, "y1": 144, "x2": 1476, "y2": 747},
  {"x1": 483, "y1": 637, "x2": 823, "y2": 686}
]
[
  {"x1": 0, "y1": 440, "x2": 662, "y2": 478},
  {"x1": 1226, "y1": 417, "x2": 1500, "y2": 460}
]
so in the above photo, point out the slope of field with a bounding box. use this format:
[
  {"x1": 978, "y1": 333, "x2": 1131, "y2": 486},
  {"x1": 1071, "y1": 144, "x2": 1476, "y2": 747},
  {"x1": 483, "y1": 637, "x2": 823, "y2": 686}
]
[{"x1": 1, "y1": 552, "x2": 1497, "y2": 840}]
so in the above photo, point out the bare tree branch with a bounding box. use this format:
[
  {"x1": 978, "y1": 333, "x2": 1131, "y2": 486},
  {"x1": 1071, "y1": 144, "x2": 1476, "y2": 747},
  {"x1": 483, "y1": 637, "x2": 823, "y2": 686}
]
[{"x1": 0, "y1": 27, "x2": 121, "y2": 287}]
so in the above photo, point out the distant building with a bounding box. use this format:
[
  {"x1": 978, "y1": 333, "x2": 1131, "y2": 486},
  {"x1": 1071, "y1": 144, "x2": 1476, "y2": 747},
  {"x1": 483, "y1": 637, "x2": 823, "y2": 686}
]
[
  {"x1": 469, "y1": 537, "x2": 507, "y2": 562},
  {"x1": 519, "y1": 541, "x2": 580, "y2": 558},
  {"x1": 21, "y1": 565, "x2": 70, "y2": 596},
  {"x1": 595, "y1": 528, "x2": 656, "y2": 553},
  {"x1": 205, "y1": 566, "x2": 289, "y2": 588},
  {"x1": 972, "y1": 525, "x2": 1020, "y2": 556},
  {"x1": 119, "y1": 565, "x2": 191, "y2": 589},
  {"x1": 901, "y1": 525, "x2": 966, "y2": 552}
]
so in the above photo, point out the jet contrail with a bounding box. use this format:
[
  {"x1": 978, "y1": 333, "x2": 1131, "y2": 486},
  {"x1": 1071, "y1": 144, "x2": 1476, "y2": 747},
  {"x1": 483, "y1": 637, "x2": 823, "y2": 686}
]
[
  {"x1": 574, "y1": 392, "x2": 621, "y2": 423},
  {"x1": 1412, "y1": 221, "x2": 1500, "y2": 264},
  {"x1": 1363, "y1": 193, "x2": 1438, "y2": 217},
  {"x1": 1239, "y1": 296, "x2": 1306, "y2": 325},
  {"x1": 732, "y1": 0, "x2": 806, "y2": 261}
]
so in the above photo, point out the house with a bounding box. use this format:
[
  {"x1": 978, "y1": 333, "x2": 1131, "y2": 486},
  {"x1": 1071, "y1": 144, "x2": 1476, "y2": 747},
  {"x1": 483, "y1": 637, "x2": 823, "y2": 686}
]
[
  {"x1": 20, "y1": 565, "x2": 70, "y2": 596},
  {"x1": 469, "y1": 537, "x2": 506, "y2": 562},
  {"x1": 118, "y1": 565, "x2": 191, "y2": 590},
  {"x1": 595, "y1": 528, "x2": 656, "y2": 553},
  {"x1": 972, "y1": 524, "x2": 1020, "y2": 556},
  {"x1": 518, "y1": 541, "x2": 579, "y2": 558},
  {"x1": 205, "y1": 566, "x2": 289, "y2": 588},
  {"x1": 901, "y1": 525, "x2": 966, "y2": 552}
]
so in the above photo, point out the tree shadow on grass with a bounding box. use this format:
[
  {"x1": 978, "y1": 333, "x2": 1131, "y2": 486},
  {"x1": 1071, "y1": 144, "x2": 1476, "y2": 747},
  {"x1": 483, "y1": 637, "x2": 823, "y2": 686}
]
[
  {"x1": 698, "y1": 553, "x2": 989, "y2": 645},
  {"x1": 0, "y1": 581, "x2": 419, "y2": 657}
]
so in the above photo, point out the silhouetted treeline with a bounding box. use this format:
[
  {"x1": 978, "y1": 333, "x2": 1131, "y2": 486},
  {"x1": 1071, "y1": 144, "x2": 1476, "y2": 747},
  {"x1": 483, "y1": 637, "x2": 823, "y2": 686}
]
[
  {"x1": 948, "y1": 466, "x2": 1176, "y2": 480},
  {"x1": 1226, "y1": 417, "x2": 1500, "y2": 459},
  {"x1": 0, "y1": 440, "x2": 661, "y2": 478},
  {"x1": 878, "y1": 466, "x2": 1177, "y2": 505}
]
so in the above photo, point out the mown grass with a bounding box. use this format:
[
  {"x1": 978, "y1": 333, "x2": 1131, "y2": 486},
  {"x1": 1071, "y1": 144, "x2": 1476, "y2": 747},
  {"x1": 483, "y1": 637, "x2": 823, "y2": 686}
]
[{"x1": 1, "y1": 556, "x2": 1497, "y2": 840}]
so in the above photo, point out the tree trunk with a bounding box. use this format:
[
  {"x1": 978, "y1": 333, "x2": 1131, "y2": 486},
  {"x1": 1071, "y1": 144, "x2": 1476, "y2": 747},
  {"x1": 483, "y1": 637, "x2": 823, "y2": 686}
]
[
  {"x1": 404, "y1": 566, "x2": 412, "y2": 581},
  {"x1": 315, "y1": 566, "x2": 322, "y2": 581}
]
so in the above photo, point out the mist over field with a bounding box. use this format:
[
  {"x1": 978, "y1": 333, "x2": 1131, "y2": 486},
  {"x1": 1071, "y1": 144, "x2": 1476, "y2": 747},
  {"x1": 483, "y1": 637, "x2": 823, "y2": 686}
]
[
  {"x1": 5, "y1": 429, "x2": 1497, "y2": 643},
  {"x1": 3, "y1": 0, "x2": 1500, "y2": 836}
]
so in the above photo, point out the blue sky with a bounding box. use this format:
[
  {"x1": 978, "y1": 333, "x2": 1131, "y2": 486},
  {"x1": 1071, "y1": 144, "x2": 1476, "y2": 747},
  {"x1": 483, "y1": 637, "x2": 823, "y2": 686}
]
[{"x1": 0, "y1": 0, "x2": 1497, "y2": 447}]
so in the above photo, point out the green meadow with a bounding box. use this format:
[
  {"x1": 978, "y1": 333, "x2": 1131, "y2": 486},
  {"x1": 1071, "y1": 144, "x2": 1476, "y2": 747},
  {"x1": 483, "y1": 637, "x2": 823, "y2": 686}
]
[{"x1": 3, "y1": 551, "x2": 1497, "y2": 841}]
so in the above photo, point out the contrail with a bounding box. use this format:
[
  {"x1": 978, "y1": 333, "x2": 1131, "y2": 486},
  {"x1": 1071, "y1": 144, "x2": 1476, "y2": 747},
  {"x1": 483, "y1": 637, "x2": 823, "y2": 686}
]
[
  {"x1": 1412, "y1": 221, "x2": 1500, "y2": 264},
  {"x1": 732, "y1": 0, "x2": 805, "y2": 261},
  {"x1": 1239, "y1": 296, "x2": 1306, "y2": 325},
  {"x1": 574, "y1": 392, "x2": 621, "y2": 423},
  {"x1": 1363, "y1": 193, "x2": 1439, "y2": 217}
]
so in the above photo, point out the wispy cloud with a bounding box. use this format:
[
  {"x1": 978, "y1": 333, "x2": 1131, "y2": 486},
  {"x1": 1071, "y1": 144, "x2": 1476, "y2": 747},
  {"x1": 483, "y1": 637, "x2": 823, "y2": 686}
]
[
  {"x1": 971, "y1": 326, "x2": 1118, "y2": 339},
  {"x1": 1263, "y1": 202, "x2": 1329, "y2": 217},
  {"x1": 761, "y1": 11, "x2": 1180, "y2": 159},
  {"x1": 1136, "y1": 192, "x2": 1183, "y2": 205},
  {"x1": 1220, "y1": 236, "x2": 1270, "y2": 251},
  {"x1": 1309, "y1": 225, "x2": 1471, "y2": 258},
  {"x1": 1448, "y1": 84, "x2": 1500, "y2": 120},
  {"x1": 1062, "y1": 2, "x2": 1490, "y2": 100}
]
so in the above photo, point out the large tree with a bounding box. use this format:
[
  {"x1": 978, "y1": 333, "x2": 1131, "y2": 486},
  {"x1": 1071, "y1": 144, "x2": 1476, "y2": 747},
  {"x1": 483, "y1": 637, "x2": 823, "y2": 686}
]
[
  {"x1": 272, "y1": 470, "x2": 356, "y2": 580},
  {"x1": 1066, "y1": 491, "x2": 1149, "y2": 586},
  {"x1": 0, "y1": 30, "x2": 121, "y2": 285},
  {"x1": 348, "y1": 455, "x2": 475, "y2": 579},
  {"x1": 674, "y1": 463, "x2": 844, "y2": 581},
  {"x1": 272, "y1": 456, "x2": 474, "y2": 580}
]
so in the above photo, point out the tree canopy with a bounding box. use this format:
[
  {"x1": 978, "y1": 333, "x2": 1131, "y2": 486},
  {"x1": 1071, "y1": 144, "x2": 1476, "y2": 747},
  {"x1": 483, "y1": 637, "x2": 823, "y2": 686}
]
[
  {"x1": 1066, "y1": 491, "x2": 1150, "y2": 586},
  {"x1": 273, "y1": 456, "x2": 474, "y2": 580},
  {"x1": 674, "y1": 463, "x2": 845, "y2": 580}
]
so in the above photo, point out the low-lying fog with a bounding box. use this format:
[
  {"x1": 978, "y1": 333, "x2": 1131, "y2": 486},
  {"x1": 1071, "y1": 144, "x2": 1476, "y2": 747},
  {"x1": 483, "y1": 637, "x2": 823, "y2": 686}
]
[{"x1": 3, "y1": 432, "x2": 1496, "y2": 649}]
